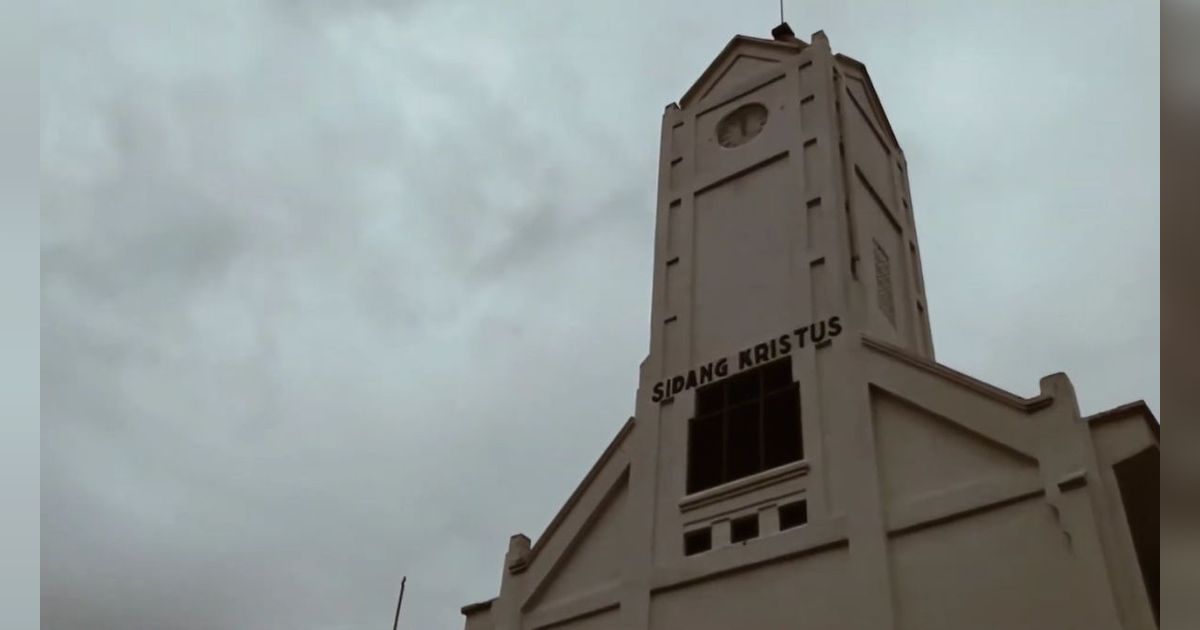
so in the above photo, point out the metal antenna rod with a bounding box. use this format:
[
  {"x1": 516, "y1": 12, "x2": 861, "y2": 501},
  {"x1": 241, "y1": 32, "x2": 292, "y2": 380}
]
[
  {"x1": 392, "y1": 576, "x2": 406, "y2": 630},
  {"x1": 779, "y1": 0, "x2": 784, "y2": 23}
]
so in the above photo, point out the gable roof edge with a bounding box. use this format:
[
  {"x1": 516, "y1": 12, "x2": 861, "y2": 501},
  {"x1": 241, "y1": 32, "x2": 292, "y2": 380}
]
[
  {"x1": 862, "y1": 334, "x2": 1053, "y2": 412},
  {"x1": 679, "y1": 35, "x2": 806, "y2": 109},
  {"x1": 520, "y1": 417, "x2": 637, "y2": 570}
]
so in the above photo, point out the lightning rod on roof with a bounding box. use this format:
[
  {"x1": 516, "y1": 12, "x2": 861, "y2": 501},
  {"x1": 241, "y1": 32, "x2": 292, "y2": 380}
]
[{"x1": 392, "y1": 576, "x2": 406, "y2": 630}]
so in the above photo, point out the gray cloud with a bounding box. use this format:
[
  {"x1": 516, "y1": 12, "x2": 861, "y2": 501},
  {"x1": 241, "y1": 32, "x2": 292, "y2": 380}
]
[{"x1": 41, "y1": 2, "x2": 1157, "y2": 629}]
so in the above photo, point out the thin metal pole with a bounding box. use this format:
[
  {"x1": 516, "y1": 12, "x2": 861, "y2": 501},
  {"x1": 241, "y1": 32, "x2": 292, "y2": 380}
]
[
  {"x1": 779, "y1": 0, "x2": 784, "y2": 23},
  {"x1": 392, "y1": 576, "x2": 406, "y2": 630}
]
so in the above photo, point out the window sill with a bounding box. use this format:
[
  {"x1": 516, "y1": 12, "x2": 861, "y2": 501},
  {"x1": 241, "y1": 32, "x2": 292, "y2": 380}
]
[{"x1": 679, "y1": 460, "x2": 810, "y2": 513}]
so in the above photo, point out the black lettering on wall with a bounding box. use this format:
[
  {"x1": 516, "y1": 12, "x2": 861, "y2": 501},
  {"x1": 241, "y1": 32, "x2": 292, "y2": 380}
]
[
  {"x1": 699, "y1": 363, "x2": 714, "y2": 385},
  {"x1": 651, "y1": 316, "x2": 843, "y2": 405},
  {"x1": 738, "y1": 349, "x2": 754, "y2": 370},
  {"x1": 795, "y1": 326, "x2": 810, "y2": 348},
  {"x1": 811, "y1": 320, "x2": 827, "y2": 344}
]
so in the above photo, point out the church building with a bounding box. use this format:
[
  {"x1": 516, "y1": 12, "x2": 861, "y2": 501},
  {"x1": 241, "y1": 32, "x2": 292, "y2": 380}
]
[{"x1": 460, "y1": 24, "x2": 1159, "y2": 630}]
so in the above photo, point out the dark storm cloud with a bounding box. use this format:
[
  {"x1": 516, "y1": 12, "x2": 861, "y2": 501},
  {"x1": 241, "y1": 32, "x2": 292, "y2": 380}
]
[{"x1": 41, "y1": 2, "x2": 1157, "y2": 629}]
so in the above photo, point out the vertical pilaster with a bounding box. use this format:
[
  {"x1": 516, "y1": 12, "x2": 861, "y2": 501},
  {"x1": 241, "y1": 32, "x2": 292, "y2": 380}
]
[
  {"x1": 814, "y1": 29, "x2": 898, "y2": 630},
  {"x1": 620, "y1": 102, "x2": 684, "y2": 630}
]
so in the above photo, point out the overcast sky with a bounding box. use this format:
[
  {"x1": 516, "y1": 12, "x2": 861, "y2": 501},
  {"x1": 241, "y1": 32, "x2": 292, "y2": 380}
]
[{"x1": 41, "y1": 2, "x2": 1158, "y2": 629}]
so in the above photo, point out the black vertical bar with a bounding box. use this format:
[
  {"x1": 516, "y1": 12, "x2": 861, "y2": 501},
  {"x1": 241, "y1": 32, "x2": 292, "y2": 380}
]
[
  {"x1": 720, "y1": 382, "x2": 728, "y2": 485},
  {"x1": 758, "y1": 367, "x2": 766, "y2": 474},
  {"x1": 796, "y1": 383, "x2": 804, "y2": 459}
]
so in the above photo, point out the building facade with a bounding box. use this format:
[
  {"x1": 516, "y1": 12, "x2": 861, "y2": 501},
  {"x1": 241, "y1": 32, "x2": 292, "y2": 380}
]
[{"x1": 461, "y1": 25, "x2": 1159, "y2": 630}]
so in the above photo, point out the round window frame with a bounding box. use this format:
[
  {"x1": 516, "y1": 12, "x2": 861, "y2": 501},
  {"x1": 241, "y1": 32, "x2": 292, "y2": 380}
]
[{"x1": 716, "y1": 103, "x2": 769, "y2": 149}]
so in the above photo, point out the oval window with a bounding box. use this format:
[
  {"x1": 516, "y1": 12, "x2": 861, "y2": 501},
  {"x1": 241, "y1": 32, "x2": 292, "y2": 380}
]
[{"x1": 716, "y1": 103, "x2": 769, "y2": 148}]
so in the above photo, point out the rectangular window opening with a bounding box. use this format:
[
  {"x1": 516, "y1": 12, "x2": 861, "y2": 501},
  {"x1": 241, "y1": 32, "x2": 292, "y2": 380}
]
[
  {"x1": 686, "y1": 358, "x2": 803, "y2": 494},
  {"x1": 730, "y1": 514, "x2": 759, "y2": 543},
  {"x1": 683, "y1": 527, "x2": 712, "y2": 556},
  {"x1": 778, "y1": 500, "x2": 809, "y2": 531}
]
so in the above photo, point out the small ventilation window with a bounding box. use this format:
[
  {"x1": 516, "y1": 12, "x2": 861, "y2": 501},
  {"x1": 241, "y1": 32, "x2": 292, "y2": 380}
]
[
  {"x1": 683, "y1": 527, "x2": 712, "y2": 556},
  {"x1": 730, "y1": 514, "x2": 760, "y2": 543},
  {"x1": 778, "y1": 500, "x2": 809, "y2": 531}
]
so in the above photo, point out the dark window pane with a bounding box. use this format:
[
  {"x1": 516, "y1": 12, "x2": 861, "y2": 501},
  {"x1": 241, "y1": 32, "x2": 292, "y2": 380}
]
[
  {"x1": 695, "y1": 382, "x2": 724, "y2": 415},
  {"x1": 687, "y1": 413, "x2": 724, "y2": 493},
  {"x1": 683, "y1": 527, "x2": 712, "y2": 556},
  {"x1": 730, "y1": 513, "x2": 759, "y2": 543},
  {"x1": 687, "y1": 360, "x2": 805, "y2": 497},
  {"x1": 762, "y1": 357, "x2": 793, "y2": 392},
  {"x1": 764, "y1": 385, "x2": 802, "y2": 468},
  {"x1": 726, "y1": 401, "x2": 762, "y2": 481},
  {"x1": 727, "y1": 369, "x2": 760, "y2": 405},
  {"x1": 778, "y1": 501, "x2": 808, "y2": 530}
]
